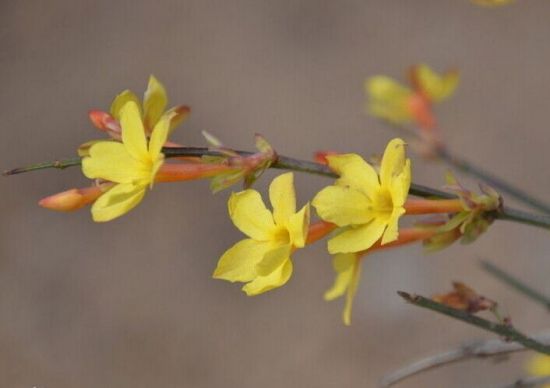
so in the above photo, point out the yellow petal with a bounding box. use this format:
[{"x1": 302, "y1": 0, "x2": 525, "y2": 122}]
[
  {"x1": 343, "y1": 258, "x2": 362, "y2": 326},
  {"x1": 312, "y1": 185, "x2": 373, "y2": 227},
  {"x1": 120, "y1": 101, "x2": 149, "y2": 161},
  {"x1": 388, "y1": 159, "x2": 411, "y2": 208},
  {"x1": 328, "y1": 219, "x2": 386, "y2": 254},
  {"x1": 143, "y1": 75, "x2": 168, "y2": 130},
  {"x1": 242, "y1": 259, "x2": 293, "y2": 296},
  {"x1": 228, "y1": 190, "x2": 276, "y2": 240},
  {"x1": 327, "y1": 154, "x2": 380, "y2": 195},
  {"x1": 110, "y1": 90, "x2": 141, "y2": 121},
  {"x1": 381, "y1": 207, "x2": 405, "y2": 245},
  {"x1": 324, "y1": 253, "x2": 356, "y2": 300},
  {"x1": 366, "y1": 76, "x2": 414, "y2": 123},
  {"x1": 90, "y1": 183, "x2": 146, "y2": 222},
  {"x1": 77, "y1": 140, "x2": 103, "y2": 157},
  {"x1": 287, "y1": 204, "x2": 310, "y2": 248},
  {"x1": 415, "y1": 64, "x2": 459, "y2": 103},
  {"x1": 255, "y1": 244, "x2": 291, "y2": 276},
  {"x1": 82, "y1": 142, "x2": 146, "y2": 183},
  {"x1": 269, "y1": 172, "x2": 296, "y2": 225},
  {"x1": 213, "y1": 239, "x2": 276, "y2": 282},
  {"x1": 380, "y1": 138, "x2": 407, "y2": 189},
  {"x1": 148, "y1": 114, "x2": 170, "y2": 161},
  {"x1": 527, "y1": 355, "x2": 550, "y2": 376},
  {"x1": 367, "y1": 76, "x2": 412, "y2": 102}
]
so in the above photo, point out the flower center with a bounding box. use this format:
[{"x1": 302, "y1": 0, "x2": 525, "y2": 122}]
[
  {"x1": 373, "y1": 188, "x2": 394, "y2": 217},
  {"x1": 272, "y1": 226, "x2": 291, "y2": 245}
]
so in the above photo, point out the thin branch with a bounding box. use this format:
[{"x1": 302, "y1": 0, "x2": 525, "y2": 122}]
[
  {"x1": 379, "y1": 331, "x2": 550, "y2": 387},
  {"x1": 380, "y1": 119, "x2": 550, "y2": 215},
  {"x1": 496, "y1": 375, "x2": 550, "y2": 388},
  {"x1": 5, "y1": 148, "x2": 550, "y2": 230},
  {"x1": 438, "y1": 148, "x2": 550, "y2": 215},
  {"x1": 480, "y1": 260, "x2": 550, "y2": 311},
  {"x1": 397, "y1": 291, "x2": 550, "y2": 355},
  {"x1": 3, "y1": 158, "x2": 81, "y2": 175}
]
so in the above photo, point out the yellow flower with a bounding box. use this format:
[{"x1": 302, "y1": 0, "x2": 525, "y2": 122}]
[
  {"x1": 312, "y1": 138, "x2": 411, "y2": 254},
  {"x1": 82, "y1": 100, "x2": 170, "y2": 222},
  {"x1": 365, "y1": 64, "x2": 458, "y2": 126},
  {"x1": 324, "y1": 253, "x2": 362, "y2": 326},
  {"x1": 366, "y1": 76, "x2": 415, "y2": 124},
  {"x1": 213, "y1": 173, "x2": 310, "y2": 296},
  {"x1": 527, "y1": 355, "x2": 550, "y2": 388},
  {"x1": 110, "y1": 75, "x2": 188, "y2": 133},
  {"x1": 412, "y1": 64, "x2": 459, "y2": 103}
]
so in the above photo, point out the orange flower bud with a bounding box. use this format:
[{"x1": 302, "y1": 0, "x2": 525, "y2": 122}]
[
  {"x1": 38, "y1": 186, "x2": 107, "y2": 212},
  {"x1": 155, "y1": 163, "x2": 235, "y2": 183},
  {"x1": 407, "y1": 93, "x2": 436, "y2": 130},
  {"x1": 88, "y1": 110, "x2": 121, "y2": 136},
  {"x1": 313, "y1": 151, "x2": 339, "y2": 165}
]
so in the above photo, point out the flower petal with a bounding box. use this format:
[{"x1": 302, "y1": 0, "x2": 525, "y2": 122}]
[
  {"x1": 324, "y1": 253, "x2": 356, "y2": 300},
  {"x1": 110, "y1": 90, "x2": 141, "y2": 121},
  {"x1": 287, "y1": 204, "x2": 310, "y2": 248},
  {"x1": 143, "y1": 75, "x2": 168, "y2": 130},
  {"x1": 120, "y1": 101, "x2": 149, "y2": 161},
  {"x1": 228, "y1": 190, "x2": 276, "y2": 240},
  {"x1": 415, "y1": 64, "x2": 459, "y2": 103},
  {"x1": 380, "y1": 138, "x2": 407, "y2": 188},
  {"x1": 255, "y1": 244, "x2": 291, "y2": 277},
  {"x1": 242, "y1": 259, "x2": 293, "y2": 296},
  {"x1": 312, "y1": 185, "x2": 373, "y2": 227},
  {"x1": 269, "y1": 172, "x2": 296, "y2": 225},
  {"x1": 82, "y1": 142, "x2": 146, "y2": 183},
  {"x1": 327, "y1": 154, "x2": 380, "y2": 196},
  {"x1": 343, "y1": 258, "x2": 362, "y2": 326},
  {"x1": 213, "y1": 239, "x2": 276, "y2": 282},
  {"x1": 366, "y1": 76, "x2": 414, "y2": 123},
  {"x1": 381, "y1": 207, "x2": 406, "y2": 245},
  {"x1": 527, "y1": 355, "x2": 550, "y2": 376},
  {"x1": 327, "y1": 219, "x2": 386, "y2": 254},
  {"x1": 148, "y1": 113, "x2": 170, "y2": 161},
  {"x1": 90, "y1": 183, "x2": 146, "y2": 222},
  {"x1": 388, "y1": 159, "x2": 411, "y2": 208}
]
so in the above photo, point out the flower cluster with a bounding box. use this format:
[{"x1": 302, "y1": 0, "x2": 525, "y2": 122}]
[
  {"x1": 366, "y1": 64, "x2": 459, "y2": 130},
  {"x1": 35, "y1": 77, "x2": 498, "y2": 325},
  {"x1": 40, "y1": 76, "x2": 233, "y2": 221}
]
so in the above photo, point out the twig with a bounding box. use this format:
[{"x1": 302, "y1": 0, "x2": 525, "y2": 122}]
[
  {"x1": 380, "y1": 119, "x2": 550, "y2": 215},
  {"x1": 380, "y1": 331, "x2": 550, "y2": 387},
  {"x1": 397, "y1": 291, "x2": 550, "y2": 355},
  {"x1": 5, "y1": 148, "x2": 550, "y2": 230},
  {"x1": 480, "y1": 260, "x2": 550, "y2": 311},
  {"x1": 3, "y1": 158, "x2": 81, "y2": 175},
  {"x1": 495, "y1": 374, "x2": 550, "y2": 388},
  {"x1": 438, "y1": 148, "x2": 550, "y2": 215}
]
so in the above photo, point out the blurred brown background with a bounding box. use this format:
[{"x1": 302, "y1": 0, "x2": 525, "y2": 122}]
[{"x1": 2, "y1": 1, "x2": 550, "y2": 387}]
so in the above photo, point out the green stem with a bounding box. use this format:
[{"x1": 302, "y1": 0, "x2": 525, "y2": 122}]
[
  {"x1": 397, "y1": 291, "x2": 550, "y2": 355},
  {"x1": 438, "y1": 147, "x2": 550, "y2": 214},
  {"x1": 3, "y1": 158, "x2": 81, "y2": 175},
  {"x1": 480, "y1": 259, "x2": 550, "y2": 311},
  {"x1": 5, "y1": 147, "x2": 550, "y2": 230}
]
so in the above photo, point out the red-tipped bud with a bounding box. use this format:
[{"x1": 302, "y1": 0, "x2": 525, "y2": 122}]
[
  {"x1": 166, "y1": 105, "x2": 191, "y2": 130},
  {"x1": 39, "y1": 186, "x2": 106, "y2": 212},
  {"x1": 314, "y1": 151, "x2": 339, "y2": 165},
  {"x1": 88, "y1": 110, "x2": 121, "y2": 135},
  {"x1": 407, "y1": 93, "x2": 436, "y2": 130}
]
